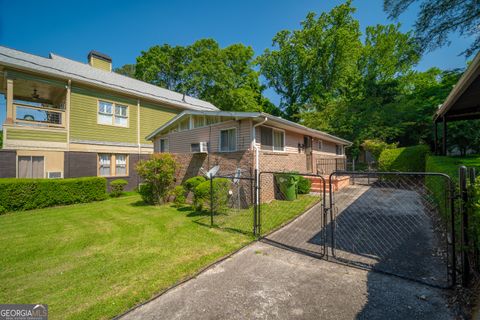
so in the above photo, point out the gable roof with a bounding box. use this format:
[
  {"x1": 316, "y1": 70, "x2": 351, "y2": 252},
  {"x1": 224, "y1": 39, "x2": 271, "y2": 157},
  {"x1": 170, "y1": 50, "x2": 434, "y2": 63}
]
[
  {"x1": 146, "y1": 110, "x2": 352, "y2": 145},
  {"x1": 0, "y1": 46, "x2": 218, "y2": 111}
]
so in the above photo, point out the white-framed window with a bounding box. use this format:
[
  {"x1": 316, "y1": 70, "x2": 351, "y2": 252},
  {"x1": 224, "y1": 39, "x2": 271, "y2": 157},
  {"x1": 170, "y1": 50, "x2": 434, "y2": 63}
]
[
  {"x1": 273, "y1": 129, "x2": 285, "y2": 151},
  {"x1": 219, "y1": 128, "x2": 237, "y2": 152},
  {"x1": 98, "y1": 154, "x2": 128, "y2": 177},
  {"x1": 17, "y1": 156, "x2": 45, "y2": 178},
  {"x1": 178, "y1": 118, "x2": 190, "y2": 131},
  {"x1": 260, "y1": 126, "x2": 285, "y2": 151},
  {"x1": 116, "y1": 154, "x2": 127, "y2": 176},
  {"x1": 318, "y1": 140, "x2": 323, "y2": 151},
  {"x1": 98, "y1": 100, "x2": 128, "y2": 127},
  {"x1": 336, "y1": 145, "x2": 343, "y2": 155},
  {"x1": 192, "y1": 115, "x2": 205, "y2": 128},
  {"x1": 159, "y1": 139, "x2": 169, "y2": 153}
]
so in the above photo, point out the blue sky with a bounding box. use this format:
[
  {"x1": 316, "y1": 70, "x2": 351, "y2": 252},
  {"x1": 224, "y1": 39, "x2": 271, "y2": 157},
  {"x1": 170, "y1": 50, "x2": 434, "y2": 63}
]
[{"x1": 0, "y1": 0, "x2": 472, "y2": 124}]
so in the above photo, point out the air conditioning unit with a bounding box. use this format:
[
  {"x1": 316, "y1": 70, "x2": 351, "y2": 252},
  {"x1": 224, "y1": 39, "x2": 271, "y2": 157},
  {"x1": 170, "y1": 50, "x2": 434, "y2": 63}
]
[
  {"x1": 191, "y1": 142, "x2": 208, "y2": 153},
  {"x1": 47, "y1": 171, "x2": 63, "y2": 179}
]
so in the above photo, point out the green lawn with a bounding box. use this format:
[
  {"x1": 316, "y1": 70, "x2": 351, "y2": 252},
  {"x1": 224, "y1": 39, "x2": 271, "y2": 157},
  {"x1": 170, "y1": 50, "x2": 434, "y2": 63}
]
[
  {"x1": 426, "y1": 154, "x2": 480, "y2": 181},
  {"x1": 0, "y1": 194, "x2": 315, "y2": 319}
]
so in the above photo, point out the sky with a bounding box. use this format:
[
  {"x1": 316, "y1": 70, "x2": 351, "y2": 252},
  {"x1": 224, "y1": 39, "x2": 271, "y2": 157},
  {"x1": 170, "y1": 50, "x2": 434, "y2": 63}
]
[{"x1": 0, "y1": 0, "x2": 473, "y2": 125}]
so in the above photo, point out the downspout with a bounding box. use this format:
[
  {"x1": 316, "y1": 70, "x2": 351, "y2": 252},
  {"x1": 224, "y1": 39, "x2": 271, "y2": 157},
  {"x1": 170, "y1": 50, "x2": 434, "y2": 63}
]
[{"x1": 252, "y1": 117, "x2": 268, "y2": 205}]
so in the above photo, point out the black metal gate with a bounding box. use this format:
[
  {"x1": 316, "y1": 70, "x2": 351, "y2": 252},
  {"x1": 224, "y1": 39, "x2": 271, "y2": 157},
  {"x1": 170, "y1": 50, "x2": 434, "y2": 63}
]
[
  {"x1": 327, "y1": 171, "x2": 456, "y2": 288},
  {"x1": 258, "y1": 172, "x2": 327, "y2": 257}
]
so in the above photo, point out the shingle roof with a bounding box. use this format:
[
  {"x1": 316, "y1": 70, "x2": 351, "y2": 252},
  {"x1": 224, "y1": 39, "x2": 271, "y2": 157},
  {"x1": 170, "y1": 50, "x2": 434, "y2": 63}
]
[
  {"x1": 146, "y1": 110, "x2": 352, "y2": 145},
  {"x1": 0, "y1": 46, "x2": 218, "y2": 111}
]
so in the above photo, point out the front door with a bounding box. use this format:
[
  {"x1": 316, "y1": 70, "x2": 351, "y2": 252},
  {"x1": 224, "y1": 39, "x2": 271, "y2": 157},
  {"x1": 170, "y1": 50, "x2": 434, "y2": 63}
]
[{"x1": 304, "y1": 136, "x2": 313, "y2": 172}]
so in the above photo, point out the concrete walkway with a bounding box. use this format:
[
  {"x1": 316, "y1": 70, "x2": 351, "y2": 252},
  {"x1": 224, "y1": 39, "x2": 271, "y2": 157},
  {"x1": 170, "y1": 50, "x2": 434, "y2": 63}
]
[{"x1": 121, "y1": 241, "x2": 454, "y2": 320}]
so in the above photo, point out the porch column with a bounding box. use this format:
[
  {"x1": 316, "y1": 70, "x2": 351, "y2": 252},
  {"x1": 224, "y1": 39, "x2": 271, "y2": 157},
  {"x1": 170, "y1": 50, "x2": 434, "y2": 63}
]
[
  {"x1": 5, "y1": 78, "x2": 14, "y2": 124},
  {"x1": 442, "y1": 116, "x2": 447, "y2": 156}
]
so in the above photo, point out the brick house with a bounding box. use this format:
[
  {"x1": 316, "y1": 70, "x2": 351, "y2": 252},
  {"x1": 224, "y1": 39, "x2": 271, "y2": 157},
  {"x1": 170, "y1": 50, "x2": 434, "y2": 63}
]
[{"x1": 147, "y1": 111, "x2": 351, "y2": 202}]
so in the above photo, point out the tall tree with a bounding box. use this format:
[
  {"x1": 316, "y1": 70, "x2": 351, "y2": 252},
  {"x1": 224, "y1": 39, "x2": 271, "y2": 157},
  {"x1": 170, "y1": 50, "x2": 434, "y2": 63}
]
[
  {"x1": 133, "y1": 39, "x2": 274, "y2": 112},
  {"x1": 257, "y1": 1, "x2": 362, "y2": 119},
  {"x1": 113, "y1": 64, "x2": 136, "y2": 78},
  {"x1": 384, "y1": 0, "x2": 480, "y2": 57}
]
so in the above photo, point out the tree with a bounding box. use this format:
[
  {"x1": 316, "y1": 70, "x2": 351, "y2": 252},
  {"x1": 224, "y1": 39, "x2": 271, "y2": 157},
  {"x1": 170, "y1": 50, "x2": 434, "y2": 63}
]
[
  {"x1": 134, "y1": 39, "x2": 267, "y2": 112},
  {"x1": 257, "y1": 1, "x2": 362, "y2": 119},
  {"x1": 384, "y1": 0, "x2": 480, "y2": 57},
  {"x1": 113, "y1": 64, "x2": 136, "y2": 78}
]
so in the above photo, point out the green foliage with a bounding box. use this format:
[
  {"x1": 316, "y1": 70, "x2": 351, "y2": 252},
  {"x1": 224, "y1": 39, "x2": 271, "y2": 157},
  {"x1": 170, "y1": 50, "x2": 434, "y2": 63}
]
[
  {"x1": 113, "y1": 64, "x2": 136, "y2": 78},
  {"x1": 193, "y1": 178, "x2": 231, "y2": 213},
  {"x1": 133, "y1": 39, "x2": 279, "y2": 114},
  {"x1": 183, "y1": 176, "x2": 206, "y2": 192},
  {"x1": 384, "y1": 0, "x2": 480, "y2": 57},
  {"x1": 378, "y1": 145, "x2": 430, "y2": 172},
  {"x1": 447, "y1": 120, "x2": 480, "y2": 156},
  {"x1": 0, "y1": 131, "x2": 3, "y2": 149},
  {"x1": 362, "y1": 139, "x2": 398, "y2": 160},
  {"x1": 297, "y1": 176, "x2": 312, "y2": 194},
  {"x1": 171, "y1": 185, "x2": 186, "y2": 208},
  {"x1": 109, "y1": 179, "x2": 128, "y2": 197},
  {"x1": 136, "y1": 154, "x2": 178, "y2": 205},
  {"x1": 0, "y1": 177, "x2": 107, "y2": 213}
]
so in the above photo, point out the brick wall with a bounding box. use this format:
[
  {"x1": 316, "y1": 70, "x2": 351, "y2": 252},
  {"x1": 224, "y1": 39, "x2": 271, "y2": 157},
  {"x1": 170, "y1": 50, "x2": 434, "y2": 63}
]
[{"x1": 0, "y1": 150, "x2": 16, "y2": 178}]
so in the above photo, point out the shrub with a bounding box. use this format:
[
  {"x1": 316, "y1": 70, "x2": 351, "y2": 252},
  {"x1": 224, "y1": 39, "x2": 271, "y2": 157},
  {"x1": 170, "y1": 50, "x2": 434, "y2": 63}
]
[
  {"x1": 110, "y1": 179, "x2": 128, "y2": 197},
  {"x1": 362, "y1": 139, "x2": 398, "y2": 160},
  {"x1": 378, "y1": 145, "x2": 430, "y2": 172},
  {"x1": 183, "y1": 176, "x2": 206, "y2": 193},
  {"x1": 138, "y1": 183, "x2": 154, "y2": 204},
  {"x1": 136, "y1": 154, "x2": 178, "y2": 205},
  {"x1": 193, "y1": 178, "x2": 231, "y2": 213},
  {"x1": 0, "y1": 177, "x2": 107, "y2": 213},
  {"x1": 171, "y1": 185, "x2": 187, "y2": 207},
  {"x1": 297, "y1": 176, "x2": 312, "y2": 194}
]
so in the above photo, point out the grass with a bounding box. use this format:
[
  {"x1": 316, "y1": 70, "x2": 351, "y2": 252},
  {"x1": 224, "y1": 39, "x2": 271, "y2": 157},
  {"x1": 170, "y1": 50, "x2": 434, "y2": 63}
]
[
  {"x1": 0, "y1": 193, "x2": 315, "y2": 319},
  {"x1": 426, "y1": 154, "x2": 480, "y2": 182}
]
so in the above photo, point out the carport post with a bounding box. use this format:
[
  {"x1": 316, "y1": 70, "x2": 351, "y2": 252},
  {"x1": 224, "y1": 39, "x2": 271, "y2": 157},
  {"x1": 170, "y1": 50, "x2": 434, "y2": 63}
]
[
  {"x1": 459, "y1": 166, "x2": 470, "y2": 286},
  {"x1": 442, "y1": 117, "x2": 447, "y2": 156}
]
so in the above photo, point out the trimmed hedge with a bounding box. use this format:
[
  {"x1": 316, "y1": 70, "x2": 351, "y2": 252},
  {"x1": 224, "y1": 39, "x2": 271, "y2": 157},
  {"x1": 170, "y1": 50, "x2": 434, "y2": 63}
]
[
  {"x1": 378, "y1": 145, "x2": 430, "y2": 172},
  {"x1": 0, "y1": 177, "x2": 107, "y2": 213}
]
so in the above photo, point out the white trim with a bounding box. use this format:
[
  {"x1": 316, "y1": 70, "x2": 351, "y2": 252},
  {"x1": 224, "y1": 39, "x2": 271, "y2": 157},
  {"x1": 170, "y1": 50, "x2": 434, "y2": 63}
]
[
  {"x1": 96, "y1": 99, "x2": 130, "y2": 128},
  {"x1": 259, "y1": 125, "x2": 286, "y2": 152},
  {"x1": 218, "y1": 127, "x2": 238, "y2": 153}
]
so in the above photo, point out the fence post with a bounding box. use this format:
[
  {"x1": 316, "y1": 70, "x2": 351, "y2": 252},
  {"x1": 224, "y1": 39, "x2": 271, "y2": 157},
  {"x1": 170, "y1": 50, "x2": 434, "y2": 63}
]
[
  {"x1": 450, "y1": 178, "x2": 457, "y2": 286},
  {"x1": 253, "y1": 169, "x2": 258, "y2": 236},
  {"x1": 459, "y1": 166, "x2": 470, "y2": 286},
  {"x1": 210, "y1": 176, "x2": 214, "y2": 227}
]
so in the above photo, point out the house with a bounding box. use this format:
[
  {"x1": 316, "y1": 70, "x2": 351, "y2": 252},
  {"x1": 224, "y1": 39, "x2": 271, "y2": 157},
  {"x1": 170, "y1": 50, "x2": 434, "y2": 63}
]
[
  {"x1": 146, "y1": 111, "x2": 351, "y2": 201},
  {"x1": 0, "y1": 46, "x2": 217, "y2": 189}
]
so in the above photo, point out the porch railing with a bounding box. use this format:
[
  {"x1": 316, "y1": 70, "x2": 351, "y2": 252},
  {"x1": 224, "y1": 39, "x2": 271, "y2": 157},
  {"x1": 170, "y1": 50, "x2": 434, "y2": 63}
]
[
  {"x1": 13, "y1": 103, "x2": 65, "y2": 128},
  {"x1": 316, "y1": 158, "x2": 346, "y2": 175}
]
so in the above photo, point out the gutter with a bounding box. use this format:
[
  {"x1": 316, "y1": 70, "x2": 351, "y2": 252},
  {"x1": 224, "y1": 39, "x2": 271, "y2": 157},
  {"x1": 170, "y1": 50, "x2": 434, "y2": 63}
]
[{"x1": 252, "y1": 116, "x2": 268, "y2": 205}]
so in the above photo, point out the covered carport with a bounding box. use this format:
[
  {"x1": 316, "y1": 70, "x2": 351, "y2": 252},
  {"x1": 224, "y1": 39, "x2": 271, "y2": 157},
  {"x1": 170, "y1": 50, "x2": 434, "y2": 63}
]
[{"x1": 434, "y1": 52, "x2": 480, "y2": 155}]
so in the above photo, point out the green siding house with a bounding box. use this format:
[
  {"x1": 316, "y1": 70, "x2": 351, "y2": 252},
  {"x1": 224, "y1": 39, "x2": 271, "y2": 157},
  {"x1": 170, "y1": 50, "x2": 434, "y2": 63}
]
[{"x1": 0, "y1": 46, "x2": 217, "y2": 189}]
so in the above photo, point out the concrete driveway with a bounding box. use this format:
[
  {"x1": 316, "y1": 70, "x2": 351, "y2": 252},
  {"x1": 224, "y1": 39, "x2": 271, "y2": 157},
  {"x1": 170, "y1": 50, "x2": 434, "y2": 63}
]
[{"x1": 120, "y1": 240, "x2": 454, "y2": 320}]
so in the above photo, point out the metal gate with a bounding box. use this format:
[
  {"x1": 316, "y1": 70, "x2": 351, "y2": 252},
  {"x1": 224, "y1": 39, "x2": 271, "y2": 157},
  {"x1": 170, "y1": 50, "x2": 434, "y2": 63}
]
[
  {"x1": 258, "y1": 172, "x2": 327, "y2": 257},
  {"x1": 327, "y1": 171, "x2": 456, "y2": 288}
]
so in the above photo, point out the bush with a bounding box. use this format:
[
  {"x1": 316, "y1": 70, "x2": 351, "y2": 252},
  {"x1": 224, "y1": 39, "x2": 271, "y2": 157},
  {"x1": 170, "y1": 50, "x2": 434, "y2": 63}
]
[
  {"x1": 110, "y1": 179, "x2": 128, "y2": 197},
  {"x1": 193, "y1": 178, "x2": 231, "y2": 213},
  {"x1": 362, "y1": 139, "x2": 398, "y2": 160},
  {"x1": 297, "y1": 176, "x2": 312, "y2": 194},
  {"x1": 136, "y1": 154, "x2": 178, "y2": 205},
  {"x1": 138, "y1": 183, "x2": 154, "y2": 204},
  {"x1": 171, "y1": 185, "x2": 186, "y2": 207},
  {"x1": 378, "y1": 145, "x2": 430, "y2": 172},
  {"x1": 0, "y1": 177, "x2": 107, "y2": 213},
  {"x1": 183, "y1": 176, "x2": 206, "y2": 193}
]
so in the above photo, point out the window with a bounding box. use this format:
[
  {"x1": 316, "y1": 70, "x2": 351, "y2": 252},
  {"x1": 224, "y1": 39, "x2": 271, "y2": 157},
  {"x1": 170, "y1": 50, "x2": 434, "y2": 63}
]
[
  {"x1": 18, "y1": 156, "x2": 44, "y2": 178},
  {"x1": 219, "y1": 128, "x2": 237, "y2": 152},
  {"x1": 192, "y1": 115, "x2": 205, "y2": 128},
  {"x1": 159, "y1": 139, "x2": 169, "y2": 153},
  {"x1": 178, "y1": 118, "x2": 190, "y2": 131},
  {"x1": 98, "y1": 100, "x2": 128, "y2": 127},
  {"x1": 336, "y1": 145, "x2": 343, "y2": 155},
  {"x1": 98, "y1": 154, "x2": 111, "y2": 176},
  {"x1": 98, "y1": 154, "x2": 128, "y2": 177},
  {"x1": 273, "y1": 129, "x2": 285, "y2": 151},
  {"x1": 260, "y1": 126, "x2": 285, "y2": 151}
]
